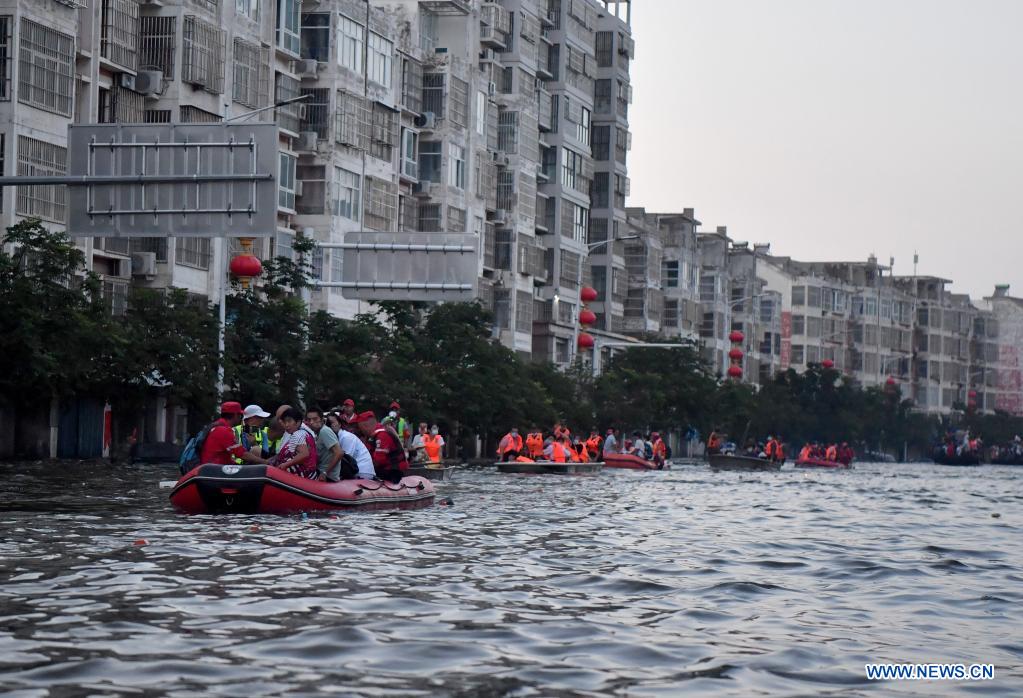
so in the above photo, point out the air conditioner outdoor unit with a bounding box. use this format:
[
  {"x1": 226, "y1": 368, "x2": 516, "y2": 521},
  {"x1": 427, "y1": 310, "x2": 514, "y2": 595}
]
[
  {"x1": 296, "y1": 131, "x2": 318, "y2": 151},
  {"x1": 493, "y1": 152, "x2": 510, "y2": 167},
  {"x1": 134, "y1": 70, "x2": 165, "y2": 97},
  {"x1": 294, "y1": 58, "x2": 319, "y2": 77},
  {"x1": 118, "y1": 73, "x2": 136, "y2": 91},
  {"x1": 294, "y1": 180, "x2": 304, "y2": 197},
  {"x1": 413, "y1": 111, "x2": 436, "y2": 130},
  {"x1": 116, "y1": 257, "x2": 133, "y2": 279},
  {"x1": 130, "y1": 252, "x2": 158, "y2": 278},
  {"x1": 413, "y1": 181, "x2": 433, "y2": 197},
  {"x1": 492, "y1": 208, "x2": 508, "y2": 224},
  {"x1": 487, "y1": 81, "x2": 497, "y2": 96}
]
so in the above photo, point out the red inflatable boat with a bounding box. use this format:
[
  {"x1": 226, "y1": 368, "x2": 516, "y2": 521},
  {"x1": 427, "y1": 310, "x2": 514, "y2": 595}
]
[
  {"x1": 795, "y1": 458, "x2": 851, "y2": 469},
  {"x1": 170, "y1": 463, "x2": 435, "y2": 515},
  {"x1": 604, "y1": 453, "x2": 660, "y2": 470}
]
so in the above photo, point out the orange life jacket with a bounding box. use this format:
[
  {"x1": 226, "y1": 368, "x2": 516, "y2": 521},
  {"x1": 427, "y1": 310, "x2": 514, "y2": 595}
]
[
  {"x1": 765, "y1": 440, "x2": 777, "y2": 458},
  {"x1": 515, "y1": 455, "x2": 535, "y2": 463},
  {"x1": 652, "y1": 439, "x2": 666, "y2": 458},
  {"x1": 585, "y1": 436, "x2": 601, "y2": 456},
  {"x1": 526, "y1": 433, "x2": 544, "y2": 457},
  {"x1": 550, "y1": 442, "x2": 568, "y2": 462},
  {"x1": 826, "y1": 445, "x2": 838, "y2": 460},
  {"x1": 422, "y1": 433, "x2": 442, "y2": 463},
  {"x1": 498, "y1": 432, "x2": 523, "y2": 455},
  {"x1": 578, "y1": 445, "x2": 590, "y2": 463}
]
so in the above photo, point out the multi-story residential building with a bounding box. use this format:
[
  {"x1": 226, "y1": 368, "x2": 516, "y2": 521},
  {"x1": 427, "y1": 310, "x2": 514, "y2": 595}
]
[{"x1": 982, "y1": 285, "x2": 1023, "y2": 416}]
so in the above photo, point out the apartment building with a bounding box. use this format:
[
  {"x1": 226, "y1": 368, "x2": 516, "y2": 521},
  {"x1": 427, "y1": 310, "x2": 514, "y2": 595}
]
[{"x1": 982, "y1": 285, "x2": 1023, "y2": 416}]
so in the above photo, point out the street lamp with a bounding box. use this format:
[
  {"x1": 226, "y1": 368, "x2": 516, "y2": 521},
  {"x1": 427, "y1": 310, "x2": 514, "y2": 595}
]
[{"x1": 570, "y1": 234, "x2": 640, "y2": 364}]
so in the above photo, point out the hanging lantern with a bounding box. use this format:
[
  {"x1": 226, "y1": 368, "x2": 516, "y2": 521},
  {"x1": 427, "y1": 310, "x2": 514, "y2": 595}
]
[
  {"x1": 728, "y1": 330, "x2": 744, "y2": 344},
  {"x1": 821, "y1": 358, "x2": 835, "y2": 369},
  {"x1": 229, "y1": 237, "x2": 263, "y2": 289},
  {"x1": 967, "y1": 390, "x2": 977, "y2": 398},
  {"x1": 579, "y1": 309, "x2": 597, "y2": 326},
  {"x1": 885, "y1": 376, "x2": 897, "y2": 390},
  {"x1": 727, "y1": 365, "x2": 743, "y2": 379},
  {"x1": 728, "y1": 347, "x2": 744, "y2": 361},
  {"x1": 577, "y1": 332, "x2": 595, "y2": 350},
  {"x1": 580, "y1": 286, "x2": 599, "y2": 303}
]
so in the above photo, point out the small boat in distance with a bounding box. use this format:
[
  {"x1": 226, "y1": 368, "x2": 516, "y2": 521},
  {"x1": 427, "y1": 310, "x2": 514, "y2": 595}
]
[
  {"x1": 932, "y1": 449, "x2": 982, "y2": 466},
  {"x1": 497, "y1": 461, "x2": 603, "y2": 475},
  {"x1": 795, "y1": 457, "x2": 851, "y2": 469},
  {"x1": 407, "y1": 465, "x2": 456, "y2": 481},
  {"x1": 708, "y1": 454, "x2": 783, "y2": 471},
  {"x1": 603, "y1": 453, "x2": 661, "y2": 470}
]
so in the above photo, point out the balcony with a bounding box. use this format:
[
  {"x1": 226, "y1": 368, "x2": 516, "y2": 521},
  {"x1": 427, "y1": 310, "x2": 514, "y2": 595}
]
[
  {"x1": 419, "y1": 0, "x2": 470, "y2": 15},
  {"x1": 537, "y1": 88, "x2": 553, "y2": 131}
]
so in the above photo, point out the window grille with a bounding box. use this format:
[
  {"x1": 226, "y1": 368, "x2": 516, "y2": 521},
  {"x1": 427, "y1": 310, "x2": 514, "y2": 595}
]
[
  {"x1": 594, "y1": 78, "x2": 612, "y2": 114},
  {"x1": 189, "y1": 0, "x2": 218, "y2": 14},
  {"x1": 179, "y1": 105, "x2": 221, "y2": 122},
  {"x1": 182, "y1": 15, "x2": 225, "y2": 94},
  {"x1": 233, "y1": 38, "x2": 269, "y2": 109},
  {"x1": 364, "y1": 177, "x2": 396, "y2": 231},
  {"x1": 592, "y1": 125, "x2": 610, "y2": 161},
  {"x1": 498, "y1": 110, "x2": 518, "y2": 154},
  {"x1": 517, "y1": 172, "x2": 535, "y2": 227},
  {"x1": 18, "y1": 20, "x2": 74, "y2": 116},
  {"x1": 400, "y1": 56, "x2": 423, "y2": 113},
  {"x1": 595, "y1": 30, "x2": 613, "y2": 67},
  {"x1": 0, "y1": 18, "x2": 10, "y2": 101},
  {"x1": 300, "y1": 88, "x2": 330, "y2": 138},
  {"x1": 398, "y1": 195, "x2": 417, "y2": 232},
  {"x1": 335, "y1": 91, "x2": 366, "y2": 146},
  {"x1": 445, "y1": 205, "x2": 466, "y2": 233},
  {"x1": 560, "y1": 249, "x2": 580, "y2": 289},
  {"x1": 99, "y1": 85, "x2": 145, "y2": 123},
  {"x1": 144, "y1": 108, "x2": 172, "y2": 123},
  {"x1": 237, "y1": 0, "x2": 259, "y2": 22},
  {"x1": 101, "y1": 0, "x2": 140, "y2": 71},
  {"x1": 519, "y1": 11, "x2": 540, "y2": 44},
  {"x1": 417, "y1": 203, "x2": 441, "y2": 232},
  {"x1": 139, "y1": 16, "x2": 176, "y2": 76},
  {"x1": 275, "y1": 73, "x2": 302, "y2": 134},
  {"x1": 515, "y1": 290, "x2": 533, "y2": 332},
  {"x1": 103, "y1": 280, "x2": 129, "y2": 317},
  {"x1": 175, "y1": 237, "x2": 212, "y2": 269},
  {"x1": 449, "y1": 76, "x2": 468, "y2": 127},
  {"x1": 496, "y1": 169, "x2": 516, "y2": 212},
  {"x1": 16, "y1": 136, "x2": 67, "y2": 223},
  {"x1": 368, "y1": 102, "x2": 397, "y2": 161},
  {"x1": 130, "y1": 237, "x2": 168, "y2": 261},
  {"x1": 423, "y1": 72, "x2": 444, "y2": 118}
]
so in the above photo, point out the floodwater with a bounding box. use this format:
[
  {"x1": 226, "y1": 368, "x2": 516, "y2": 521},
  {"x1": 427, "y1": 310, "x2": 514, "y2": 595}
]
[{"x1": 0, "y1": 462, "x2": 1020, "y2": 697}]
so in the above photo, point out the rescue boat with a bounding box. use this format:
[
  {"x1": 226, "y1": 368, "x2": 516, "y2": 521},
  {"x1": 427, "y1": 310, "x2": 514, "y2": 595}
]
[
  {"x1": 795, "y1": 457, "x2": 851, "y2": 469},
  {"x1": 708, "y1": 454, "x2": 783, "y2": 471},
  {"x1": 603, "y1": 453, "x2": 661, "y2": 470},
  {"x1": 170, "y1": 463, "x2": 435, "y2": 515}
]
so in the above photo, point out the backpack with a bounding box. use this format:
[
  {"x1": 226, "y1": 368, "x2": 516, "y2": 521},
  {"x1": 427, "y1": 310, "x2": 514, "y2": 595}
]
[{"x1": 179, "y1": 423, "x2": 214, "y2": 475}]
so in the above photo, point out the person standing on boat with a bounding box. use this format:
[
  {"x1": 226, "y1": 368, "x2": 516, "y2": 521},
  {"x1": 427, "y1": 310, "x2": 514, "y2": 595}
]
[
  {"x1": 525, "y1": 428, "x2": 545, "y2": 459},
  {"x1": 356, "y1": 411, "x2": 409, "y2": 483},
  {"x1": 412, "y1": 423, "x2": 445, "y2": 466},
  {"x1": 825, "y1": 443, "x2": 838, "y2": 461},
  {"x1": 305, "y1": 407, "x2": 344, "y2": 482},
  {"x1": 201, "y1": 402, "x2": 267, "y2": 466},
  {"x1": 651, "y1": 432, "x2": 667, "y2": 467},
  {"x1": 602, "y1": 428, "x2": 619, "y2": 458},
  {"x1": 707, "y1": 431, "x2": 722, "y2": 455},
  {"x1": 387, "y1": 401, "x2": 413, "y2": 449},
  {"x1": 233, "y1": 404, "x2": 272, "y2": 463},
  {"x1": 585, "y1": 430, "x2": 603, "y2": 460},
  {"x1": 497, "y1": 428, "x2": 524, "y2": 461},
  {"x1": 270, "y1": 407, "x2": 319, "y2": 479}
]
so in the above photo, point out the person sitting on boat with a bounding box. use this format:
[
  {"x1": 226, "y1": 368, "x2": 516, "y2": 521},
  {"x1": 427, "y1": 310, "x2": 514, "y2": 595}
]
[
  {"x1": 574, "y1": 438, "x2": 591, "y2": 463},
  {"x1": 838, "y1": 442, "x2": 855, "y2": 466},
  {"x1": 525, "y1": 429, "x2": 545, "y2": 459},
  {"x1": 651, "y1": 432, "x2": 667, "y2": 467},
  {"x1": 602, "y1": 429, "x2": 619, "y2": 457},
  {"x1": 769, "y1": 435, "x2": 784, "y2": 463},
  {"x1": 233, "y1": 404, "x2": 272, "y2": 463},
  {"x1": 330, "y1": 419, "x2": 376, "y2": 481},
  {"x1": 707, "y1": 431, "x2": 722, "y2": 455},
  {"x1": 421, "y1": 424, "x2": 445, "y2": 467},
  {"x1": 269, "y1": 407, "x2": 319, "y2": 479},
  {"x1": 825, "y1": 443, "x2": 838, "y2": 461},
  {"x1": 630, "y1": 431, "x2": 647, "y2": 458},
  {"x1": 544, "y1": 436, "x2": 572, "y2": 463},
  {"x1": 305, "y1": 407, "x2": 343, "y2": 482},
  {"x1": 497, "y1": 428, "x2": 524, "y2": 462},
  {"x1": 798, "y1": 443, "x2": 813, "y2": 461},
  {"x1": 200, "y1": 402, "x2": 267, "y2": 466},
  {"x1": 743, "y1": 438, "x2": 758, "y2": 456},
  {"x1": 356, "y1": 411, "x2": 409, "y2": 484},
  {"x1": 585, "y1": 430, "x2": 603, "y2": 460}
]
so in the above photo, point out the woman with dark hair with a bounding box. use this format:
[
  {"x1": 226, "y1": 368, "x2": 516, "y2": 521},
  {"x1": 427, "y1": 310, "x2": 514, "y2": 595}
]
[{"x1": 270, "y1": 407, "x2": 319, "y2": 479}]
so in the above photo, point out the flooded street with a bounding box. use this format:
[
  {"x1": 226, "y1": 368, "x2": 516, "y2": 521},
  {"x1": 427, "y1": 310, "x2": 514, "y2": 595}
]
[{"x1": 0, "y1": 461, "x2": 1020, "y2": 696}]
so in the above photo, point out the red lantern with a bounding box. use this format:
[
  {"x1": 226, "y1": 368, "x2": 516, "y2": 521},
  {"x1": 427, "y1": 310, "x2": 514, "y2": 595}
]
[
  {"x1": 727, "y1": 365, "x2": 743, "y2": 379},
  {"x1": 728, "y1": 330, "x2": 744, "y2": 344},
  {"x1": 580, "y1": 286, "x2": 599, "y2": 303},
  {"x1": 577, "y1": 332, "x2": 595, "y2": 350},
  {"x1": 728, "y1": 347, "x2": 744, "y2": 361},
  {"x1": 229, "y1": 238, "x2": 263, "y2": 288},
  {"x1": 886, "y1": 376, "x2": 896, "y2": 387},
  {"x1": 579, "y1": 309, "x2": 597, "y2": 326},
  {"x1": 821, "y1": 359, "x2": 835, "y2": 369},
  {"x1": 967, "y1": 390, "x2": 977, "y2": 398}
]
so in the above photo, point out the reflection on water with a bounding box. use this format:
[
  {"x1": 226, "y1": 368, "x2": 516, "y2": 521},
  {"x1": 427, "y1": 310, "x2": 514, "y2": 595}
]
[{"x1": 0, "y1": 462, "x2": 1021, "y2": 696}]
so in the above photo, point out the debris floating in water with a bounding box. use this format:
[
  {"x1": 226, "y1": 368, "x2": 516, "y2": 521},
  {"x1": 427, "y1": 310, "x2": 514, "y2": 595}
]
[{"x1": 133, "y1": 539, "x2": 147, "y2": 546}]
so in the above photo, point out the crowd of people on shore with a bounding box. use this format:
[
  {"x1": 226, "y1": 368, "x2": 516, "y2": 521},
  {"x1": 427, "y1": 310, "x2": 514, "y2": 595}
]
[
  {"x1": 185, "y1": 399, "x2": 445, "y2": 484},
  {"x1": 494, "y1": 424, "x2": 669, "y2": 467}
]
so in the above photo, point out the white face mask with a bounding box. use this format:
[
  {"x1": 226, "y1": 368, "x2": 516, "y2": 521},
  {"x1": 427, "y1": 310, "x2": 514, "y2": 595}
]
[
  {"x1": 430, "y1": 428, "x2": 439, "y2": 435},
  {"x1": 389, "y1": 411, "x2": 398, "y2": 419}
]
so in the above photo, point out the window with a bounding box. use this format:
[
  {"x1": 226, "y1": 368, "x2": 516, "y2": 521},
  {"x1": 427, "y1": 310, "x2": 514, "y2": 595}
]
[
  {"x1": 561, "y1": 147, "x2": 584, "y2": 190},
  {"x1": 419, "y1": 141, "x2": 441, "y2": 182},
  {"x1": 592, "y1": 172, "x2": 609, "y2": 208},
  {"x1": 571, "y1": 203, "x2": 588, "y2": 242},
  {"x1": 275, "y1": 73, "x2": 301, "y2": 133},
  {"x1": 418, "y1": 203, "x2": 441, "y2": 232},
  {"x1": 275, "y1": 231, "x2": 294, "y2": 260},
  {"x1": 449, "y1": 76, "x2": 468, "y2": 127},
  {"x1": 16, "y1": 136, "x2": 67, "y2": 223},
  {"x1": 865, "y1": 297, "x2": 878, "y2": 317},
  {"x1": 175, "y1": 238, "x2": 212, "y2": 269},
  {"x1": 233, "y1": 39, "x2": 268, "y2": 109},
  {"x1": 792, "y1": 315, "x2": 805, "y2": 335},
  {"x1": 364, "y1": 177, "x2": 396, "y2": 231},
  {"x1": 183, "y1": 15, "x2": 226, "y2": 94},
  {"x1": 476, "y1": 91, "x2": 487, "y2": 135},
  {"x1": 594, "y1": 79, "x2": 612, "y2": 114},
  {"x1": 18, "y1": 20, "x2": 74, "y2": 116},
  {"x1": 300, "y1": 88, "x2": 330, "y2": 138},
  {"x1": 180, "y1": 105, "x2": 221, "y2": 123},
  {"x1": 807, "y1": 286, "x2": 822, "y2": 307},
  {"x1": 592, "y1": 125, "x2": 610, "y2": 161},
  {"x1": 700, "y1": 274, "x2": 717, "y2": 302},
  {"x1": 663, "y1": 260, "x2": 679, "y2": 287},
  {"x1": 279, "y1": 152, "x2": 296, "y2": 211},
  {"x1": 277, "y1": 0, "x2": 301, "y2": 55},
  {"x1": 447, "y1": 206, "x2": 466, "y2": 232},
  {"x1": 101, "y1": 0, "x2": 140, "y2": 71},
  {"x1": 367, "y1": 102, "x2": 397, "y2": 161},
  {"x1": 515, "y1": 290, "x2": 533, "y2": 332},
  {"x1": 301, "y1": 13, "x2": 329, "y2": 61},
  {"x1": 337, "y1": 14, "x2": 364, "y2": 73},
  {"x1": 401, "y1": 128, "x2": 418, "y2": 179},
  {"x1": 0, "y1": 17, "x2": 10, "y2": 101},
  {"x1": 139, "y1": 16, "x2": 176, "y2": 77},
  {"x1": 791, "y1": 345, "x2": 804, "y2": 365},
  {"x1": 595, "y1": 30, "x2": 613, "y2": 66},
  {"x1": 577, "y1": 107, "x2": 591, "y2": 145},
  {"x1": 237, "y1": 0, "x2": 259, "y2": 21},
  {"x1": 333, "y1": 166, "x2": 360, "y2": 220},
  {"x1": 448, "y1": 142, "x2": 466, "y2": 189},
  {"x1": 368, "y1": 32, "x2": 392, "y2": 86},
  {"x1": 791, "y1": 285, "x2": 805, "y2": 306},
  {"x1": 400, "y1": 56, "x2": 423, "y2": 113}
]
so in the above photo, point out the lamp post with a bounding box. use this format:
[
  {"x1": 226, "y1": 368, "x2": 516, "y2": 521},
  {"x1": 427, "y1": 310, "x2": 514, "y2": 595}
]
[{"x1": 570, "y1": 234, "x2": 640, "y2": 364}]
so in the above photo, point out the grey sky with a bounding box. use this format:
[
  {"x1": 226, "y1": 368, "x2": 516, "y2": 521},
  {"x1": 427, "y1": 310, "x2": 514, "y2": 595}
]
[{"x1": 627, "y1": 0, "x2": 1022, "y2": 299}]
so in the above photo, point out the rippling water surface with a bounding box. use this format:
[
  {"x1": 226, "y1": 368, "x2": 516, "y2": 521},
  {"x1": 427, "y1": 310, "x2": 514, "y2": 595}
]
[{"x1": 0, "y1": 461, "x2": 1021, "y2": 696}]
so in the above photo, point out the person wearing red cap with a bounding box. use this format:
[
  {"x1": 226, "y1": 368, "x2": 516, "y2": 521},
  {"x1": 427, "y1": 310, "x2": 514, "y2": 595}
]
[
  {"x1": 387, "y1": 401, "x2": 412, "y2": 447},
  {"x1": 200, "y1": 402, "x2": 266, "y2": 466},
  {"x1": 356, "y1": 411, "x2": 409, "y2": 483},
  {"x1": 338, "y1": 398, "x2": 357, "y2": 432}
]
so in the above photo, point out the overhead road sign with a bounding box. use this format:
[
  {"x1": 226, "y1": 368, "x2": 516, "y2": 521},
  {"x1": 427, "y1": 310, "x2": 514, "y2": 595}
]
[{"x1": 64, "y1": 123, "x2": 279, "y2": 238}]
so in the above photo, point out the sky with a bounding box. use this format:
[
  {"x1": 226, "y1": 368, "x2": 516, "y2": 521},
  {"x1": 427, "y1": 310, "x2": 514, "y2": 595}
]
[{"x1": 627, "y1": 0, "x2": 1022, "y2": 299}]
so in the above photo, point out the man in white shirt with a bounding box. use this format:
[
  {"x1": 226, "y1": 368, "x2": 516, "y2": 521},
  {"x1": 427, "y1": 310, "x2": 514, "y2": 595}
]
[{"x1": 333, "y1": 424, "x2": 376, "y2": 480}]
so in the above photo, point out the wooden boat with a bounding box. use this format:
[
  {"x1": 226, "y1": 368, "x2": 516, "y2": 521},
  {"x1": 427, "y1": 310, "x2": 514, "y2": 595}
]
[
  {"x1": 497, "y1": 460, "x2": 603, "y2": 475},
  {"x1": 407, "y1": 464, "x2": 456, "y2": 481},
  {"x1": 932, "y1": 449, "x2": 982, "y2": 466},
  {"x1": 604, "y1": 453, "x2": 662, "y2": 470},
  {"x1": 170, "y1": 463, "x2": 435, "y2": 514},
  {"x1": 708, "y1": 454, "x2": 783, "y2": 471},
  {"x1": 795, "y1": 457, "x2": 852, "y2": 469}
]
